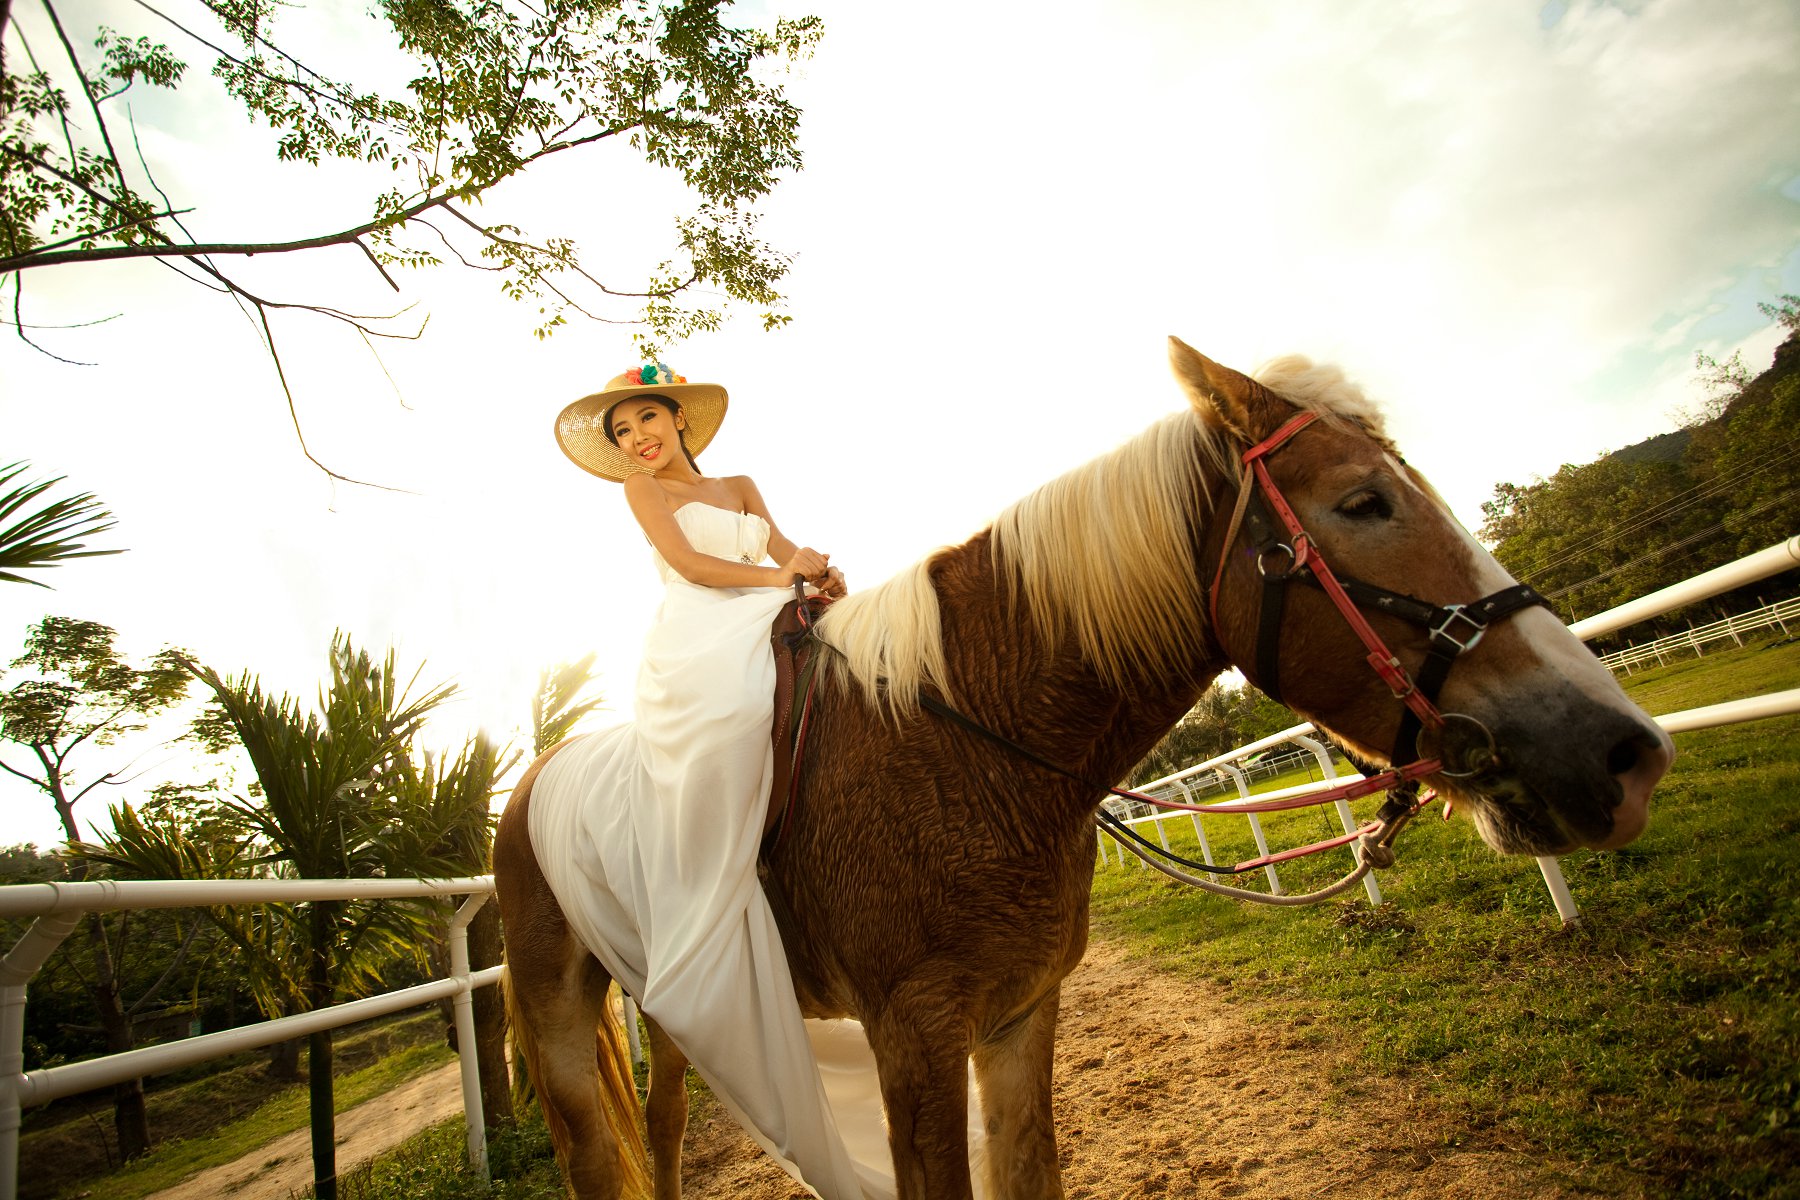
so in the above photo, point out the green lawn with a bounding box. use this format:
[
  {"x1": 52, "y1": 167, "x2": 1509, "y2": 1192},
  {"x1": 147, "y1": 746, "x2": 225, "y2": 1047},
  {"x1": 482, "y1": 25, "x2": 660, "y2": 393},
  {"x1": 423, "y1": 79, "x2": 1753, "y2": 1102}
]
[{"x1": 1091, "y1": 635, "x2": 1800, "y2": 1198}]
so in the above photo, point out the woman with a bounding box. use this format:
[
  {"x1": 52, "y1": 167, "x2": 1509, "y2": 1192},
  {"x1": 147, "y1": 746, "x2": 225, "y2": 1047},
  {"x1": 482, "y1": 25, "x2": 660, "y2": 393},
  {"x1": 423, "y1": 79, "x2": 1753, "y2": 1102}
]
[{"x1": 535, "y1": 363, "x2": 885, "y2": 1198}]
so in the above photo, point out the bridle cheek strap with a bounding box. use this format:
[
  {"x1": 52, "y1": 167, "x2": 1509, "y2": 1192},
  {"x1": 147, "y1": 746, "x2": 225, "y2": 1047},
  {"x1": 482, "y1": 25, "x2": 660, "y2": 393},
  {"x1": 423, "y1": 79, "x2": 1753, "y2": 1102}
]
[{"x1": 1207, "y1": 410, "x2": 1437, "y2": 728}]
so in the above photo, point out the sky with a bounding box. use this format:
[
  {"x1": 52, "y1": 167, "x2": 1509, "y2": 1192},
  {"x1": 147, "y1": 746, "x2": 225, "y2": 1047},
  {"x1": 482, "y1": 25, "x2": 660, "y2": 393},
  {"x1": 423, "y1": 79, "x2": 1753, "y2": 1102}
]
[{"x1": 1, "y1": 0, "x2": 1796, "y2": 850}]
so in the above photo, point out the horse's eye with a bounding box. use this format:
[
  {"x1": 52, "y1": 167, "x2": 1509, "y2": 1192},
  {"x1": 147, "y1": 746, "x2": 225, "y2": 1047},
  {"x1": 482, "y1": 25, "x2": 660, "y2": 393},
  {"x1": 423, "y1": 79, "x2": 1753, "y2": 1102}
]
[{"x1": 1337, "y1": 490, "x2": 1392, "y2": 520}]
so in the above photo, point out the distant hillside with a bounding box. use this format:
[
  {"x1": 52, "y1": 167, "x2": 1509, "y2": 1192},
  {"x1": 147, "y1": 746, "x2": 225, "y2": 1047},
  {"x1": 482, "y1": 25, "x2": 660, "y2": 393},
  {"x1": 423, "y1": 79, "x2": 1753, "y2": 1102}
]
[
  {"x1": 1481, "y1": 313, "x2": 1800, "y2": 634},
  {"x1": 1608, "y1": 429, "x2": 1690, "y2": 467}
]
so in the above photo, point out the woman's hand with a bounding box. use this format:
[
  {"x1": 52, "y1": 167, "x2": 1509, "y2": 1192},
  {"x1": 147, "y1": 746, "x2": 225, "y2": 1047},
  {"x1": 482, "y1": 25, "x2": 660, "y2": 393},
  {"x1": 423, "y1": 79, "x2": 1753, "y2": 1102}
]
[
  {"x1": 780, "y1": 546, "x2": 829, "y2": 584},
  {"x1": 815, "y1": 565, "x2": 847, "y2": 600}
]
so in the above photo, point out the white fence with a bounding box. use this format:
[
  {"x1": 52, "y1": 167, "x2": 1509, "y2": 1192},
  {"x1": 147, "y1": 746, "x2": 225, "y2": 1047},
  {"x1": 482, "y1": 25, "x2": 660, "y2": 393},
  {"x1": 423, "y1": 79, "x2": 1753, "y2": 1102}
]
[
  {"x1": 1596, "y1": 595, "x2": 1799, "y2": 674},
  {"x1": 0, "y1": 876, "x2": 500, "y2": 1200},
  {"x1": 1103, "y1": 536, "x2": 1800, "y2": 924}
]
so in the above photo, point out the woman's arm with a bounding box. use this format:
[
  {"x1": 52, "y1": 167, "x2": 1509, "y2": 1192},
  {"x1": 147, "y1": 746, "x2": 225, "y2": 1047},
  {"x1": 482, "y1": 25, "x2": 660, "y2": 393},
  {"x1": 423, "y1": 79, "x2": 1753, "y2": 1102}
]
[
  {"x1": 624, "y1": 474, "x2": 824, "y2": 589},
  {"x1": 739, "y1": 477, "x2": 845, "y2": 598}
]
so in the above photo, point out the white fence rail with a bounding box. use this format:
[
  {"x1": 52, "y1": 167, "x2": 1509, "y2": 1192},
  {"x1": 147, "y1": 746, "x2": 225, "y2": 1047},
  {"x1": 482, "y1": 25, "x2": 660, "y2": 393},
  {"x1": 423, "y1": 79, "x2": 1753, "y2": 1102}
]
[
  {"x1": 1596, "y1": 595, "x2": 1799, "y2": 673},
  {"x1": 1103, "y1": 536, "x2": 1800, "y2": 925},
  {"x1": 0, "y1": 876, "x2": 500, "y2": 1200}
]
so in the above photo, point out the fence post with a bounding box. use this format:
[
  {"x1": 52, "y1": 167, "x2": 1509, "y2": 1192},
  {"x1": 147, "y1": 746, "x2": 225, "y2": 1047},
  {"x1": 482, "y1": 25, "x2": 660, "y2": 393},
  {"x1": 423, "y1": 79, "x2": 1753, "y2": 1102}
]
[
  {"x1": 0, "y1": 911, "x2": 82, "y2": 1200},
  {"x1": 1219, "y1": 764, "x2": 1282, "y2": 895},
  {"x1": 1173, "y1": 779, "x2": 1215, "y2": 867},
  {"x1": 1535, "y1": 858, "x2": 1580, "y2": 926},
  {"x1": 622, "y1": 994, "x2": 643, "y2": 1067},
  {"x1": 1293, "y1": 735, "x2": 1383, "y2": 906},
  {"x1": 448, "y1": 893, "x2": 490, "y2": 1181}
]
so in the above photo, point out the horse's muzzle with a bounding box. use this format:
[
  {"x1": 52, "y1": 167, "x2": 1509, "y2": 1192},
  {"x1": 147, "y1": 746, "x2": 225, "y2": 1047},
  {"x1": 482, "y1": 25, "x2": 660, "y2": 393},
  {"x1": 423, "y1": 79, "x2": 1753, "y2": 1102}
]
[{"x1": 1449, "y1": 704, "x2": 1672, "y2": 856}]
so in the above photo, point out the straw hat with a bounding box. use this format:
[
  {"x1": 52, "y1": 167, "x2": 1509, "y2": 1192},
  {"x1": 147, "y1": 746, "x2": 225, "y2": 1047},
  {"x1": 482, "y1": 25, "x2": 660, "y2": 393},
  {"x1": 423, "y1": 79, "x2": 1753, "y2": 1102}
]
[{"x1": 554, "y1": 363, "x2": 729, "y2": 482}]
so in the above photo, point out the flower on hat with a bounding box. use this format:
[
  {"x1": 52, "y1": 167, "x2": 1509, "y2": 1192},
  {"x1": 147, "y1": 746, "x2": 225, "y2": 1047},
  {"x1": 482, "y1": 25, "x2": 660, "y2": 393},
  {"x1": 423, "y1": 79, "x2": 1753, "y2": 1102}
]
[{"x1": 626, "y1": 362, "x2": 687, "y2": 387}]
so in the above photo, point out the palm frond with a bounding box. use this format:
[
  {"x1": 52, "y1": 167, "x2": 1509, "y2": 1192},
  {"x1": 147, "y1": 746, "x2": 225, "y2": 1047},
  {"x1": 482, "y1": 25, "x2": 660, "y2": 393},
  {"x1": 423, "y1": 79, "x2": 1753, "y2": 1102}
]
[
  {"x1": 533, "y1": 653, "x2": 605, "y2": 755},
  {"x1": 0, "y1": 463, "x2": 122, "y2": 586}
]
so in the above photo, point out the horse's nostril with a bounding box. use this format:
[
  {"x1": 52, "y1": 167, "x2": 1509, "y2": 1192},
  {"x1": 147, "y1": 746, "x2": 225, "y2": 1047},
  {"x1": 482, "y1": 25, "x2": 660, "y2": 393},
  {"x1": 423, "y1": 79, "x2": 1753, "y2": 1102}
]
[{"x1": 1606, "y1": 737, "x2": 1640, "y2": 777}]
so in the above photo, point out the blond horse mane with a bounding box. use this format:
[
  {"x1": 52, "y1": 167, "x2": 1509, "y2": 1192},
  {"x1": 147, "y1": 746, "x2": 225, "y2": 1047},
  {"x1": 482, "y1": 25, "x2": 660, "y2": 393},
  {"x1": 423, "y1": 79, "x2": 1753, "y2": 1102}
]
[{"x1": 815, "y1": 356, "x2": 1390, "y2": 713}]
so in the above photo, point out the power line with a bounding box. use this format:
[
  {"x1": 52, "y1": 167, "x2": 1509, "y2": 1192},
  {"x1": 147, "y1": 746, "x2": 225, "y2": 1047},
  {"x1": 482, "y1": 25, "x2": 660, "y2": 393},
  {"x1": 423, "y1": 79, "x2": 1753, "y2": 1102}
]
[{"x1": 1545, "y1": 484, "x2": 1800, "y2": 601}]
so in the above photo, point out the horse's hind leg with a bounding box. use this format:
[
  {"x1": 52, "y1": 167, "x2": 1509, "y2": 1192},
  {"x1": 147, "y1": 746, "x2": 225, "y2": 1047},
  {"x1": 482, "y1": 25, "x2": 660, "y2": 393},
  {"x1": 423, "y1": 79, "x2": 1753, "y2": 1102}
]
[
  {"x1": 643, "y1": 1016, "x2": 690, "y2": 1200},
  {"x1": 971, "y1": 986, "x2": 1064, "y2": 1199},
  {"x1": 511, "y1": 950, "x2": 636, "y2": 1197}
]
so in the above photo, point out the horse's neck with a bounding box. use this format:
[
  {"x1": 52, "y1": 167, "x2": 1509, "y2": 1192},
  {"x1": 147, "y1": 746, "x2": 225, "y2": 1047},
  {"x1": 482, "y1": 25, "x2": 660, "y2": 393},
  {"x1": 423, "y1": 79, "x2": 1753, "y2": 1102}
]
[{"x1": 933, "y1": 533, "x2": 1221, "y2": 825}]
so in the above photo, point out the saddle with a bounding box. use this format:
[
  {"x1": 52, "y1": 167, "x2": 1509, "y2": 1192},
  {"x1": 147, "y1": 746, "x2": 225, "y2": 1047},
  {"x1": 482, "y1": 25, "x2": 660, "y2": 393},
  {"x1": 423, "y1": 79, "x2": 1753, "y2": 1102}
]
[{"x1": 763, "y1": 592, "x2": 832, "y2": 854}]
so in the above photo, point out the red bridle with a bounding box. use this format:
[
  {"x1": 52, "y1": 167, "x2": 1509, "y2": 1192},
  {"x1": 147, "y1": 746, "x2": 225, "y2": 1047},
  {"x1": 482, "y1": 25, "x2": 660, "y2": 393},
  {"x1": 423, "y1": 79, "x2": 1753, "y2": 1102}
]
[{"x1": 1205, "y1": 409, "x2": 1549, "y2": 781}]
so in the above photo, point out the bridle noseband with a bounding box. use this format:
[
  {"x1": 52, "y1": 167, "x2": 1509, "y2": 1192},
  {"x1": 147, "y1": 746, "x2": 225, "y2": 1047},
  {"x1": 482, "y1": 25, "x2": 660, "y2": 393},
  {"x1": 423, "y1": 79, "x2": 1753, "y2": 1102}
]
[{"x1": 1207, "y1": 410, "x2": 1550, "y2": 780}]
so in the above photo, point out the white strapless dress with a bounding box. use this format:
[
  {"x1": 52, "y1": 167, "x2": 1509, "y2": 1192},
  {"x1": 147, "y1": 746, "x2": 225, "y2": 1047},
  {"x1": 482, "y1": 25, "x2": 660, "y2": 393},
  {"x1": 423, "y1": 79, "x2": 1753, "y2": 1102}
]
[{"x1": 528, "y1": 503, "x2": 909, "y2": 1199}]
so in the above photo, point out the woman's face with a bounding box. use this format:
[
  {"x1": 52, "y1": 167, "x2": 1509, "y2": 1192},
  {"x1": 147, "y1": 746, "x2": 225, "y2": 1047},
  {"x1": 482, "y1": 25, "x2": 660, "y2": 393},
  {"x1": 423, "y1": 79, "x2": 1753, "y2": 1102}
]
[{"x1": 609, "y1": 399, "x2": 687, "y2": 473}]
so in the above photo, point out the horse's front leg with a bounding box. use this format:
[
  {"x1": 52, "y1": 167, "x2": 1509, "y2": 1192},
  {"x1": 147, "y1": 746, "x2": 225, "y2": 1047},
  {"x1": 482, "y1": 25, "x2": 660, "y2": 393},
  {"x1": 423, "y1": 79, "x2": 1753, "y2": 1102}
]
[
  {"x1": 643, "y1": 1015, "x2": 689, "y2": 1200},
  {"x1": 866, "y1": 992, "x2": 977, "y2": 1199},
  {"x1": 971, "y1": 986, "x2": 1064, "y2": 1199}
]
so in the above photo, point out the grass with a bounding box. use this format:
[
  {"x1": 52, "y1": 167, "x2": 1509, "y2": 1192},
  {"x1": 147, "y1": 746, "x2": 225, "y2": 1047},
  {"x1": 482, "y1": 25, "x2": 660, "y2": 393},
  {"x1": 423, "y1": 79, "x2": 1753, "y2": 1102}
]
[
  {"x1": 27, "y1": 1012, "x2": 455, "y2": 1200},
  {"x1": 1090, "y1": 634, "x2": 1800, "y2": 1198},
  {"x1": 332, "y1": 1113, "x2": 569, "y2": 1200}
]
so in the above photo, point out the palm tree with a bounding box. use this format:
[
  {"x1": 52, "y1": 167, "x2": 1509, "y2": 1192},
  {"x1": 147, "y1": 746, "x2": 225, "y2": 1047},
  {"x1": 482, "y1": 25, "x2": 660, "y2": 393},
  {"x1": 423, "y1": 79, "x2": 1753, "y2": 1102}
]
[
  {"x1": 532, "y1": 653, "x2": 605, "y2": 755},
  {"x1": 158, "y1": 635, "x2": 457, "y2": 1200}
]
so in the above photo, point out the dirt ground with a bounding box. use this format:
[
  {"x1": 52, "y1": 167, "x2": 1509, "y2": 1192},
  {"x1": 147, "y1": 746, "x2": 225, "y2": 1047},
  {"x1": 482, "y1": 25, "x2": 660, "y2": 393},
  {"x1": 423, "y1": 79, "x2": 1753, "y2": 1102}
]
[
  {"x1": 154, "y1": 935, "x2": 1632, "y2": 1199},
  {"x1": 678, "y1": 936, "x2": 1629, "y2": 1200}
]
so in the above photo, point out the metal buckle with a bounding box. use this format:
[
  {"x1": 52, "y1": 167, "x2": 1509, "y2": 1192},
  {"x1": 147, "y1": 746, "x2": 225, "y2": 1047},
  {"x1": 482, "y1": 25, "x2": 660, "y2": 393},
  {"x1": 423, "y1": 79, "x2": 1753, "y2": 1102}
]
[
  {"x1": 1430, "y1": 604, "x2": 1487, "y2": 653},
  {"x1": 1256, "y1": 543, "x2": 1298, "y2": 579},
  {"x1": 1417, "y1": 712, "x2": 1501, "y2": 778}
]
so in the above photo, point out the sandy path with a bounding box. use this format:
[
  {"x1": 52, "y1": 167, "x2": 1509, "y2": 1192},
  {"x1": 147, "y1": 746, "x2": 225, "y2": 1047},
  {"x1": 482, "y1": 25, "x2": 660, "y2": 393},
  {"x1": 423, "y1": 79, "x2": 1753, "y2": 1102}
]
[
  {"x1": 145, "y1": 1061, "x2": 464, "y2": 1200},
  {"x1": 678, "y1": 936, "x2": 1632, "y2": 1199},
  {"x1": 154, "y1": 935, "x2": 1638, "y2": 1199}
]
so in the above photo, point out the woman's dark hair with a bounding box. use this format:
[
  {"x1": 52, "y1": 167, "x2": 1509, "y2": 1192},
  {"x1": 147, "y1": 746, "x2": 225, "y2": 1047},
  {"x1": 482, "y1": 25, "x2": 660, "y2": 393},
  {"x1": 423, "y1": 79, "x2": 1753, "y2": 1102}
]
[{"x1": 603, "y1": 393, "x2": 701, "y2": 472}]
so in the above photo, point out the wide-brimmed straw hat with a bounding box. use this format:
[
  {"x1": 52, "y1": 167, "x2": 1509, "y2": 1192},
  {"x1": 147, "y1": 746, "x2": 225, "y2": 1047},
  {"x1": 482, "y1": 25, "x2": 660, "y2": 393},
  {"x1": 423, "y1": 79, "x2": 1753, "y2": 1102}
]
[{"x1": 554, "y1": 363, "x2": 729, "y2": 482}]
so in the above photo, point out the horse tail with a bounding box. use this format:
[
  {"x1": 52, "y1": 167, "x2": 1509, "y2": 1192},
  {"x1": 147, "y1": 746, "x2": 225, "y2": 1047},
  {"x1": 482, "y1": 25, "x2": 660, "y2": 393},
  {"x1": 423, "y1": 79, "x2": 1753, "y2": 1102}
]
[
  {"x1": 594, "y1": 985, "x2": 652, "y2": 1193},
  {"x1": 503, "y1": 970, "x2": 653, "y2": 1197}
]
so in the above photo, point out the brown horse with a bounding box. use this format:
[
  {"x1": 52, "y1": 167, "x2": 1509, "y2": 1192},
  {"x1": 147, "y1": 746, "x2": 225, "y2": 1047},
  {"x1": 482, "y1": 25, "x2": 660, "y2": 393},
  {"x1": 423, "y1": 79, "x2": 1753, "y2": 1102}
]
[{"x1": 496, "y1": 340, "x2": 1673, "y2": 1199}]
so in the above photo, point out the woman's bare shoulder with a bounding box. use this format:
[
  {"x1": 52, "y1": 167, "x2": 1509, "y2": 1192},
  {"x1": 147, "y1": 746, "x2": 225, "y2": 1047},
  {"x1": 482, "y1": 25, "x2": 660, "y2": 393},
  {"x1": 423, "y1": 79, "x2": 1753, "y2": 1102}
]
[{"x1": 725, "y1": 474, "x2": 766, "y2": 505}]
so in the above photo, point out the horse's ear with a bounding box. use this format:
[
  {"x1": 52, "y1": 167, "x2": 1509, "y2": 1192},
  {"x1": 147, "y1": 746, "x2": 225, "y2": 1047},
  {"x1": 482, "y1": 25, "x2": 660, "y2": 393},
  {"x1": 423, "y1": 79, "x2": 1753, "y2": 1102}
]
[{"x1": 1167, "y1": 337, "x2": 1292, "y2": 442}]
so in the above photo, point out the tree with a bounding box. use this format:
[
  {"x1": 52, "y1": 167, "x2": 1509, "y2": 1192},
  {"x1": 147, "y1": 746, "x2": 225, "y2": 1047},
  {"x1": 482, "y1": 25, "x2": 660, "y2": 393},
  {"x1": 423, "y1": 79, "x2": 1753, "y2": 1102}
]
[
  {"x1": 186, "y1": 637, "x2": 457, "y2": 1200},
  {"x1": 88, "y1": 634, "x2": 463, "y2": 1199},
  {"x1": 0, "y1": 616, "x2": 188, "y2": 1160},
  {"x1": 1130, "y1": 682, "x2": 1295, "y2": 787},
  {"x1": 1481, "y1": 319, "x2": 1800, "y2": 633},
  {"x1": 1759, "y1": 293, "x2": 1800, "y2": 336},
  {"x1": 2, "y1": 1, "x2": 822, "y2": 477},
  {"x1": 0, "y1": 462, "x2": 120, "y2": 584}
]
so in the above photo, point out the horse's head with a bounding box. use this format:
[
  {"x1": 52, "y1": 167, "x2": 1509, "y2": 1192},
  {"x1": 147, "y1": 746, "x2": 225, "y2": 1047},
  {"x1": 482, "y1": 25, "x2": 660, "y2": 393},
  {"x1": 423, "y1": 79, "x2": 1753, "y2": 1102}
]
[{"x1": 1172, "y1": 337, "x2": 1673, "y2": 857}]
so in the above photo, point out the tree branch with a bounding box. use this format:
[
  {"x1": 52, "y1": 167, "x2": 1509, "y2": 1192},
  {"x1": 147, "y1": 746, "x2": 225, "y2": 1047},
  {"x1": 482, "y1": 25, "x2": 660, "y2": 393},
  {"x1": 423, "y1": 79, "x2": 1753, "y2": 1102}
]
[
  {"x1": 133, "y1": 0, "x2": 399, "y2": 134},
  {"x1": 0, "y1": 116, "x2": 641, "y2": 276},
  {"x1": 255, "y1": 303, "x2": 413, "y2": 493},
  {"x1": 42, "y1": 0, "x2": 133, "y2": 207}
]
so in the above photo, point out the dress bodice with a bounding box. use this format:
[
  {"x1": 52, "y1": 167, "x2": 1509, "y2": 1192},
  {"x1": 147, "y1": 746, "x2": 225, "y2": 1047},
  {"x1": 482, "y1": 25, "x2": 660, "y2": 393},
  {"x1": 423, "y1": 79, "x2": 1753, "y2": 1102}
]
[{"x1": 652, "y1": 502, "x2": 771, "y2": 584}]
